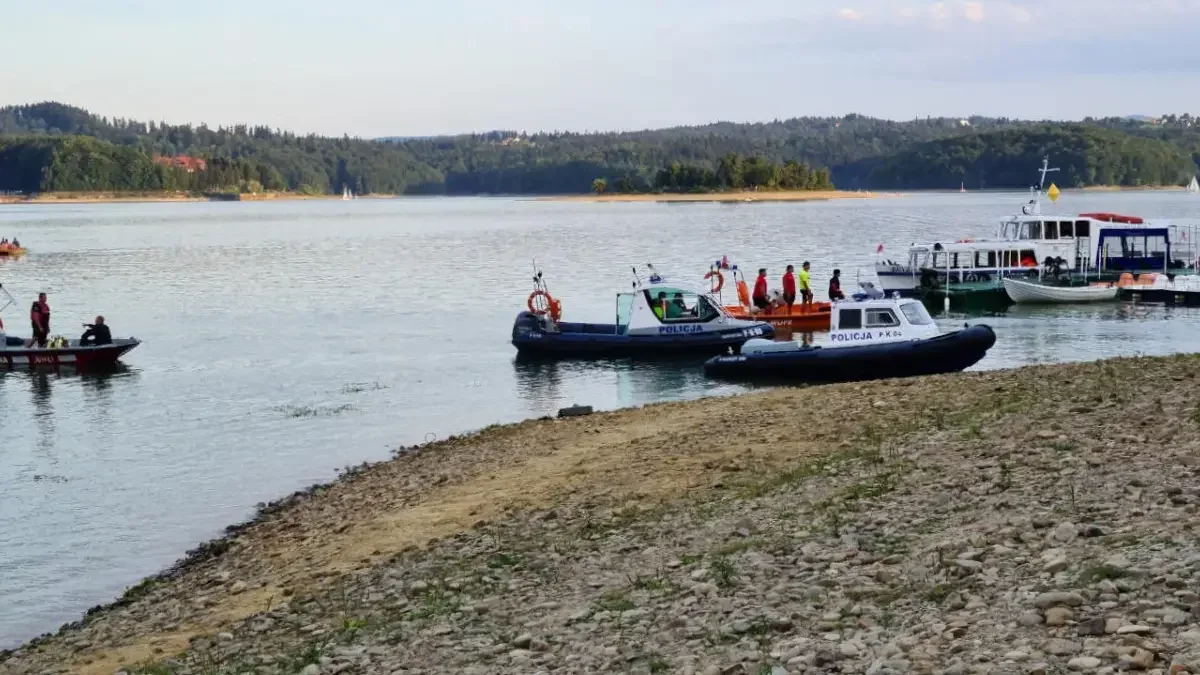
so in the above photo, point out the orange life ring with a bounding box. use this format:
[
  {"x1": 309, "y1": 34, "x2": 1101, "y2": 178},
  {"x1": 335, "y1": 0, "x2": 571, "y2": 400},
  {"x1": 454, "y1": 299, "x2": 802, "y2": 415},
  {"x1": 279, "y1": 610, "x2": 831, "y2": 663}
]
[
  {"x1": 528, "y1": 290, "x2": 563, "y2": 321},
  {"x1": 703, "y1": 270, "x2": 725, "y2": 294}
]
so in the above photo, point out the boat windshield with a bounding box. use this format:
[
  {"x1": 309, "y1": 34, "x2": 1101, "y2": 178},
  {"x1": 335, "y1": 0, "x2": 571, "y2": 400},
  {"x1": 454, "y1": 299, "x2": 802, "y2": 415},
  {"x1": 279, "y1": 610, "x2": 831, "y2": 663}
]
[
  {"x1": 899, "y1": 302, "x2": 933, "y2": 325},
  {"x1": 643, "y1": 288, "x2": 719, "y2": 323}
]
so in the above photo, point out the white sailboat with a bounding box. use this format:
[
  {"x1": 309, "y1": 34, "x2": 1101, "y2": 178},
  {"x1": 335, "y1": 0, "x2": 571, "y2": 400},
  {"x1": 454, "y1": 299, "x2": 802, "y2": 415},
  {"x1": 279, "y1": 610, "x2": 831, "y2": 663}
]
[{"x1": 1188, "y1": 176, "x2": 1199, "y2": 194}]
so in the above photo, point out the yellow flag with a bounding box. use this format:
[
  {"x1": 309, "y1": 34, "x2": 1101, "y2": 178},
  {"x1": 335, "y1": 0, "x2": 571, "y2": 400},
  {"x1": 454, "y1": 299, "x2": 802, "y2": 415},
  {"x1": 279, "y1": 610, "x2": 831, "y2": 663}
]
[{"x1": 1047, "y1": 183, "x2": 1060, "y2": 202}]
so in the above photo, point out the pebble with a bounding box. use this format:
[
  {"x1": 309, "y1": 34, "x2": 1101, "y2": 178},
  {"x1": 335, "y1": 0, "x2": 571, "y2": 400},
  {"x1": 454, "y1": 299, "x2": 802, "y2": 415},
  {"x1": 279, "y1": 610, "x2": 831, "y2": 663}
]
[
  {"x1": 1117, "y1": 625, "x2": 1154, "y2": 635},
  {"x1": 300, "y1": 665, "x2": 321, "y2": 675},
  {"x1": 1033, "y1": 592, "x2": 1085, "y2": 608},
  {"x1": 512, "y1": 633, "x2": 533, "y2": 648},
  {"x1": 1045, "y1": 607, "x2": 1074, "y2": 626},
  {"x1": 1067, "y1": 656, "x2": 1101, "y2": 671}
]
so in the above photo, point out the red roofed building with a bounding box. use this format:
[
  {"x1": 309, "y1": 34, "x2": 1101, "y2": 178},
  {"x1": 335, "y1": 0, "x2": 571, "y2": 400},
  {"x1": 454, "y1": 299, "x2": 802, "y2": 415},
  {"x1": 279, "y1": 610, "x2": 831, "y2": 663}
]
[{"x1": 153, "y1": 155, "x2": 208, "y2": 173}]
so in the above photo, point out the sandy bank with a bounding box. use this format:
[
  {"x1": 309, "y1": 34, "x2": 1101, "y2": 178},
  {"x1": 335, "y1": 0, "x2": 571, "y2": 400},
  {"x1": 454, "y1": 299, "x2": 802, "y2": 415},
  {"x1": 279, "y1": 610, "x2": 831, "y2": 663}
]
[
  {"x1": 5, "y1": 355, "x2": 1200, "y2": 674},
  {"x1": 543, "y1": 190, "x2": 883, "y2": 204}
]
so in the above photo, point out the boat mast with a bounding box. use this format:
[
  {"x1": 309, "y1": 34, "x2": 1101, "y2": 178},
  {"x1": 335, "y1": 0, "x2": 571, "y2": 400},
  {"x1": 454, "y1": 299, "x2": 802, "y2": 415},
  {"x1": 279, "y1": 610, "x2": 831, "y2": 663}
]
[{"x1": 1030, "y1": 156, "x2": 1060, "y2": 216}]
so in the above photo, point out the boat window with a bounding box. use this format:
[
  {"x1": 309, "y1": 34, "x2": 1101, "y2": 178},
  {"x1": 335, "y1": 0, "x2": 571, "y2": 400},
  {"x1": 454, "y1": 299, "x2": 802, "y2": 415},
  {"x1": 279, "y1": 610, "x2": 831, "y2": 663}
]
[
  {"x1": 900, "y1": 302, "x2": 934, "y2": 325},
  {"x1": 643, "y1": 288, "x2": 712, "y2": 323},
  {"x1": 1020, "y1": 222, "x2": 1041, "y2": 240},
  {"x1": 839, "y1": 309, "x2": 862, "y2": 330},
  {"x1": 616, "y1": 293, "x2": 635, "y2": 330},
  {"x1": 1060, "y1": 221, "x2": 1073, "y2": 237},
  {"x1": 1076, "y1": 220, "x2": 1090, "y2": 237},
  {"x1": 975, "y1": 250, "x2": 997, "y2": 268},
  {"x1": 1019, "y1": 249, "x2": 1037, "y2": 267},
  {"x1": 865, "y1": 308, "x2": 900, "y2": 328},
  {"x1": 1044, "y1": 221, "x2": 1059, "y2": 239}
]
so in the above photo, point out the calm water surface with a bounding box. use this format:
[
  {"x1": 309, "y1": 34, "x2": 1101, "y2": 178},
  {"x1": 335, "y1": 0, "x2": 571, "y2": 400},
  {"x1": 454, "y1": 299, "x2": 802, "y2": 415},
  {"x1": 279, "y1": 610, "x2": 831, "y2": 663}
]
[{"x1": 2, "y1": 192, "x2": 1200, "y2": 646}]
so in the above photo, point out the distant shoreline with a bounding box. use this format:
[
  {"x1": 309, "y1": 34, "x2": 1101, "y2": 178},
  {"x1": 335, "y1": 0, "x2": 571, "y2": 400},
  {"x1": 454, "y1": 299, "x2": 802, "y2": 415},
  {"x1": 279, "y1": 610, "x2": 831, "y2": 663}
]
[
  {"x1": 1076, "y1": 184, "x2": 1191, "y2": 192},
  {"x1": 542, "y1": 189, "x2": 883, "y2": 204},
  {"x1": 0, "y1": 191, "x2": 399, "y2": 205}
]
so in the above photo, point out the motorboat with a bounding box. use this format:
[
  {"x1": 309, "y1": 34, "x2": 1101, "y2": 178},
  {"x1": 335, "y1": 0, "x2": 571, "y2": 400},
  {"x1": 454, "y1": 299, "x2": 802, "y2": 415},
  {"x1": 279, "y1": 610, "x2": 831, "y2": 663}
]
[
  {"x1": 702, "y1": 261, "x2": 831, "y2": 331},
  {"x1": 512, "y1": 266, "x2": 774, "y2": 358},
  {"x1": 703, "y1": 292, "x2": 994, "y2": 384},
  {"x1": 0, "y1": 283, "x2": 140, "y2": 371},
  {"x1": 1, "y1": 337, "x2": 141, "y2": 371},
  {"x1": 1118, "y1": 272, "x2": 1200, "y2": 306},
  {"x1": 875, "y1": 158, "x2": 1200, "y2": 300},
  {"x1": 1002, "y1": 277, "x2": 1118, "y2": 304}
]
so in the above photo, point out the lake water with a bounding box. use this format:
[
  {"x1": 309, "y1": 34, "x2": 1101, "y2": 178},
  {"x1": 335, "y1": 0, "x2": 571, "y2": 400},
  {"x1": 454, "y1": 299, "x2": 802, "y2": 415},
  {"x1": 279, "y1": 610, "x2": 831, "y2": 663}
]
[{"x1": 2, "y1": 191, "x2": 1200, "y2": 647}]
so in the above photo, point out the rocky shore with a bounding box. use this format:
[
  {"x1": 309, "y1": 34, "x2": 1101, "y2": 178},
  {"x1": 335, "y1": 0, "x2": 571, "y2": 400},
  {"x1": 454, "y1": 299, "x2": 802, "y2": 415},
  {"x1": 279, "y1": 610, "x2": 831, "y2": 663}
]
[{"x1": 4, "y1": 354, "x2": 1200, "y2": 675}]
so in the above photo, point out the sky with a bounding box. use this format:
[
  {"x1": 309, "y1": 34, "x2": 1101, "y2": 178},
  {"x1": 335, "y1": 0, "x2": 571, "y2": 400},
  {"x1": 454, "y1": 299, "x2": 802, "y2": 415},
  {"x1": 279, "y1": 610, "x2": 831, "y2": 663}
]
[{"x1": 2, "y1": 0, "x2": 1200, "y2": 138}]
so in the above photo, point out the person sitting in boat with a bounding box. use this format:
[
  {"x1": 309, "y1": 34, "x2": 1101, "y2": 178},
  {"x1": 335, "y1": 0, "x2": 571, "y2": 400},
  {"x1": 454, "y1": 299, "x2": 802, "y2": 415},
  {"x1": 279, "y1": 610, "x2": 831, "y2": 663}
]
[
  {"x1": 652, "y1": 291, "x2": 669, "y2": 320},
  {"x1": 80, "y1": 315, "x2": 112, "y2": 346},
  {"x1": 782, "y1": 265, "x2": 797, "y2": 314},
  {"x1": 11, "y1": 238, "x2": 18, "y2": 248},
  {"x1": 752, "y1": 269, "x2": 770, "y2": 312},
  {"x1": 828, "y1": 269, "x2": 845, "y2": 301},
  {"x1": 667, "y1": 292, "x2": 690, "y2": 320}
]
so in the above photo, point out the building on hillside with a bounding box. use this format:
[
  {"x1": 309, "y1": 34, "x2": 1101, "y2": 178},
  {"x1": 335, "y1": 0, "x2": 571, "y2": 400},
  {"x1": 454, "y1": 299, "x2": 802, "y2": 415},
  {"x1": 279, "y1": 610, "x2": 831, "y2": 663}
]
[{"x1": 152, "y1": 155, "x2": 208, "y2": 173}]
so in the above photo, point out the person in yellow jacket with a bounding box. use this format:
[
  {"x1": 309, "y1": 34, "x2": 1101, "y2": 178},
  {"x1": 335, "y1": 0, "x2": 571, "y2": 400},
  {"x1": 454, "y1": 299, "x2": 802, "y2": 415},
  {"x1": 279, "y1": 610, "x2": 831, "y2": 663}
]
[{"x1": 799, "y1": 261, "x2": 813, "y2": 307}]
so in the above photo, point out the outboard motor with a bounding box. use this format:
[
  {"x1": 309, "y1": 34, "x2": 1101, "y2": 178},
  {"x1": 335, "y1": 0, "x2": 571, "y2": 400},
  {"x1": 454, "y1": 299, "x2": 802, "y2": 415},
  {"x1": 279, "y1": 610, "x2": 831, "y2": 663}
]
[{"x1": 512, "y1": 311, "x2": 545, "y2": 340}]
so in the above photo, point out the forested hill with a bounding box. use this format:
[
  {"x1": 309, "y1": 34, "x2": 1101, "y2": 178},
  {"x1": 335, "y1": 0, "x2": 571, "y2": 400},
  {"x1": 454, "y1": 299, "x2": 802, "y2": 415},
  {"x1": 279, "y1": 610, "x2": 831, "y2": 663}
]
[
  {"x1": 1, "y1": 102, "x2": 1198, "y2": 196},
  {"x1": 846, "y1": 126, "x2": 1196, "y2": 190}
]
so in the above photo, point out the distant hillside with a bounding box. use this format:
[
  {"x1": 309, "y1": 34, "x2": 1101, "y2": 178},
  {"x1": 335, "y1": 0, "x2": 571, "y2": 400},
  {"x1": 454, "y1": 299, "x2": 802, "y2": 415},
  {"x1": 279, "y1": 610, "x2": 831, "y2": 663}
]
[
  {"x1": 1, "y1": 102, "x2": 1197, "y2": 195},
  {"x1": 850, "y1": 125, "x2": 1196, "y2": 190}
]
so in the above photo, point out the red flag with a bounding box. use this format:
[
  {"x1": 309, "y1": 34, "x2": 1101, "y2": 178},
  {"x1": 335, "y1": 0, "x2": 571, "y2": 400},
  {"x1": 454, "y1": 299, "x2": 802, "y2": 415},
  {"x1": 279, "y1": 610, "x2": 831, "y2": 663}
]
[{"x1": 876, "y1": 243, "x2": 884, "y2": 254}]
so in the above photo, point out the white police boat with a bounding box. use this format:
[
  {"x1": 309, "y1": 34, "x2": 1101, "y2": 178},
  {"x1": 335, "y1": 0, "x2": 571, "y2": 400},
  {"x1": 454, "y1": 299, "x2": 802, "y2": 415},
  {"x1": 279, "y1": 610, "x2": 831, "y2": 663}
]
[
  {"x1": 512, "y1": 267, "x2": 774, "y2": 359},
  {"x1": 703, "y1": 287, "x2": 994, "y2": 383}
]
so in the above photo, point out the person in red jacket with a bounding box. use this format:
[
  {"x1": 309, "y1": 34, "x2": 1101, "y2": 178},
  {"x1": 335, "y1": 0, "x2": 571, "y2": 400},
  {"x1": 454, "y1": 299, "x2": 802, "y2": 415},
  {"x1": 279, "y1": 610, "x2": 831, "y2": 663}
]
[
  {"x1": 781, "y1": 265, "x2": 797, "y2": 314},
  {"x1": 29, "y1": 292, "x2": 50, "y2": 348},
  {"x1": 752, "y1": 268, "x2": 770, "y2": 311}
]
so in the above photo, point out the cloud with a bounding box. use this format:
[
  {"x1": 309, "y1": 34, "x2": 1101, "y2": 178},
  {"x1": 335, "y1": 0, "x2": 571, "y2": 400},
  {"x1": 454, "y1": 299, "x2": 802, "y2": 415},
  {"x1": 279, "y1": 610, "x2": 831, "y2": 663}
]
[
  {"x1": 837, "y1": 7, "x2": 865, "y2": 20},
  {"x1": 962, "y1": 1, "x2": 985, "y2": 22}
]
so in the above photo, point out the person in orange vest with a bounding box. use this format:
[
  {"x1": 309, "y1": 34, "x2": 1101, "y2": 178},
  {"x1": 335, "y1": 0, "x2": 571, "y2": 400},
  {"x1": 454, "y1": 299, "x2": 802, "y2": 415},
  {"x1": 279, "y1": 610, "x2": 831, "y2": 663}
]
[
  {"x1": 781, "y1": 265, "x2": 797, "y2": 314},
  {"x1": 752, "y1": 268, "x2": 770, "y2": 312}
]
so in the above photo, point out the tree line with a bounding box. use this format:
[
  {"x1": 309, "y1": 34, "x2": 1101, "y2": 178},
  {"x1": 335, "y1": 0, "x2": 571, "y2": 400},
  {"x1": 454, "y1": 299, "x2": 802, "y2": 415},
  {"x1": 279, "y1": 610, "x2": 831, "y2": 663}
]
[
  {"x1": 1, "y1": 102, "x2": 1197, "y2": 196},
  {"x1": 594, "y1": 154, "x2": 833, "y2": 193}
]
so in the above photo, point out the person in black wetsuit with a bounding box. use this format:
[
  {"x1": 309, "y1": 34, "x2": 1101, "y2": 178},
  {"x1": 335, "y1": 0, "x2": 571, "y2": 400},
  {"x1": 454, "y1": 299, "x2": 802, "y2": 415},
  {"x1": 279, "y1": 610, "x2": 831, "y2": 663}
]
[{"x1": 80, "y1": 316, "x2": 112, "y2": 346}]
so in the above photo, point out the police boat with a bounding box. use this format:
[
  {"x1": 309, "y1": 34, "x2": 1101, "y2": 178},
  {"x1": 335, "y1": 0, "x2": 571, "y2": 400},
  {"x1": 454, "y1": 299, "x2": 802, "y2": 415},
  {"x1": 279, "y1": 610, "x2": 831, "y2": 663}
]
[
  {"x1": 703, "y1": 287, "x2": 995, "y2": 384},
  {"x1": 512, "y1": 266, "x2": 774, "y2": 358}
]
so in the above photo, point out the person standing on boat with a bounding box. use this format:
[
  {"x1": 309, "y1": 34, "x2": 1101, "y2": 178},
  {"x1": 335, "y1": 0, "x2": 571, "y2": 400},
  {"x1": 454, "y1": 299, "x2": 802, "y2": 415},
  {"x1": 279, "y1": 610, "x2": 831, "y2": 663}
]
[
  {"x1": 828, "y1": 269, "x2": 845, "y2": 301},
  {"x1": 799, "y1": 261, "x2": 813, "y2": 307},
  {"x1": 782, "y1": 265, "x2": 797, "y2": 314},
  {"x1": 752, "y1": 268, "x2": 770, "y2": 312},
  {"x1": 29, "y1": 292, "x2": 49, "y2": 348}
]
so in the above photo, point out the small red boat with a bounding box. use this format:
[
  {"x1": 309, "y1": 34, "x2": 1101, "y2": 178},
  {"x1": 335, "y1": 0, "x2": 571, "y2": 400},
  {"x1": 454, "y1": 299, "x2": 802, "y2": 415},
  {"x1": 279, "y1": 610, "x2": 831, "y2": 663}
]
[{"x1": 1, "y1": 337, "x2": 141, "y2": 371}]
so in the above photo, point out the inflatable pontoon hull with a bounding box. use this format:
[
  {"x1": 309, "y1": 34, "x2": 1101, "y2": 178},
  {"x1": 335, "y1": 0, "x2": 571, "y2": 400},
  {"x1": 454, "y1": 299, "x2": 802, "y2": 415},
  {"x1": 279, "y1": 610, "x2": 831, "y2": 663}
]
[
  {"x1": 703, "y1": 325, "x2": 995, "y2": 384},
  {"x1": 511, "y1": 312, "x2": 774, "y2": 358}
]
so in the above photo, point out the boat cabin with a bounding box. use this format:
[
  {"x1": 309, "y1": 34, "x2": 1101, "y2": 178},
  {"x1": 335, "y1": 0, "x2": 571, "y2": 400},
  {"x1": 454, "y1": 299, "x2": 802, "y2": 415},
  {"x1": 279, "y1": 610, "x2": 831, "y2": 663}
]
[
  {"x1": 906, "y1": 239, "x2": 1077, "y2": 284},
  {"x1": 998, "y1": 213, "x2": 1181, "y2": 272},
  {"x1": 616, "y1": 278, "x2": 766, "y2": 337},
  {"x1": 827, "y1": 296, "x2": 939, "y2": 345},
  {"x1": 742, "y1": 295, "x2": 938, "y2": 354}
]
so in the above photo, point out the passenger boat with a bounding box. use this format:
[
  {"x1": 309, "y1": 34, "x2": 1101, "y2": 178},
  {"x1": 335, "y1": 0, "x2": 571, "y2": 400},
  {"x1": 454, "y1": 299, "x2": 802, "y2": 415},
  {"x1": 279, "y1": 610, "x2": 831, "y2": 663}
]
[
  {"x1": 703, "y1": 293, "x2": 995, "y2": 384},
  {"x1": 875, "y1": 158, "x2": 1199, "y2": 303},
  {"x1": 0, "y1": 284, "x2": 140, "y2": 370},
  {"x1": 1002, "y1": 277, "x2": 1118, "y2": 304},
  {"x1": 511, "y1": 266, "x2": 774, "y2": 358},
  {"x1": 703, "y1": 262, "x2": 831, "y2": 331},
  {"x1": 1118, "y1": 272, "x2": 1200, "y2": 306}
]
